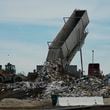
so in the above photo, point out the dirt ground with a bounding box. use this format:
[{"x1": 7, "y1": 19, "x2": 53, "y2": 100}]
[
  {"x1": 0, "y1": 97, "x2": 109, "y2": 109},
  {"x1": 0, "y1": 98, "x2": 52, "y2": 108},
  {"x1": 104, "y1": 98, "x2": 110, "y2": 105}
]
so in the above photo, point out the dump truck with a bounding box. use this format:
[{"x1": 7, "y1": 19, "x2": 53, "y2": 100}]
[{"x1": 46, "y1": 10, "x2": 89, "y2": 77}]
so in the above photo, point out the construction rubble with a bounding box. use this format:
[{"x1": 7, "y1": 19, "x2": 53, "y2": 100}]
[{"x1": 0, "y1": 61, "x2": 110, "y2": 100}]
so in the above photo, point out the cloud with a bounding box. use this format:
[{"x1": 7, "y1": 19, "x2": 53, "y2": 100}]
[
  {"x1": 0, "y1": 0, "x2": 110, "y2": 22},
  {"x1": 0, "y1": 0, "x2": 110, "y2": 34}
]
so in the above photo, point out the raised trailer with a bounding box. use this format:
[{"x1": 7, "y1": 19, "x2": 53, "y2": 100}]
[{"x1": 47, "y1": 10, "x2": 89, "y2": 74}]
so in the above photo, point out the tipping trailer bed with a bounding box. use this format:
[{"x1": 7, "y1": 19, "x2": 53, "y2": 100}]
[{"x1": 47, "y1": 10, "x2": 89, "y2": 68}]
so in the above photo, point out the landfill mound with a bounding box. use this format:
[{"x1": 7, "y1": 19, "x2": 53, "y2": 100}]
[
  {"x1": 36, "y1": 61, "x2": 110, "y2": 98},
  {"x1": 0, "y1": 61, "x2": 110, "y2": 100}
]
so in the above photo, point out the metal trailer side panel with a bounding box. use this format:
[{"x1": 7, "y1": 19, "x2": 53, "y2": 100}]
[
  {"x1": 49, "y1": 10, "x2": 89, "y2": 48},
  {"x1": 46, "y1": 10, "x2": 77, "y2": 61},
  {"x1": 61, "y1": 11, "x2": 89, "y2": 64},
  {"x1": 49, "y1": 10, "x2": 77, "y2": 48},
  {"x1": 47, "y1": 10, "x2": 89, "y2": 65}
]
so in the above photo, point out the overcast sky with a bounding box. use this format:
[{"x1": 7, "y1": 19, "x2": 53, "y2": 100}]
[{"x1": 0, "y1": 0, "x2": 110, "y2": 75}]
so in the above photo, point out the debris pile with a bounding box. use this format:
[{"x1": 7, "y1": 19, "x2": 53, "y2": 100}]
[
  {"x1": 0, "y1": 82, "x2": 39, "y2": 100},
  {"x1": 43, "y1": 77, "x2": 110, "y2": 98},
  {"x1": 35, "y1": 61, "x2": 110, "y2": 98},
  {"x1": 0, "y1": 61, "x2": 110, "y2": 100}
]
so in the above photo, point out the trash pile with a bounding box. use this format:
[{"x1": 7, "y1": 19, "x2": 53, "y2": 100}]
[
  {"x1": 35, "y1": 61, "x2": 110, "y2": 99},
  {"x1": 0, "y1": 60, "x2": 110, "y2": 100},
  {"x1": 43, "y1": 77, "x2": 110, "y2": 98},
  {"x1": 0, "y1": 81, "x2": 40, "y2": 100}
]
